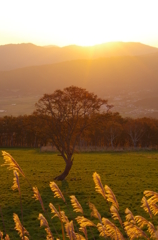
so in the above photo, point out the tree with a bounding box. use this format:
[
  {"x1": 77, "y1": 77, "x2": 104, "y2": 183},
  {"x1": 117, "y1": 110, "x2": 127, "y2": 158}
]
[
  {"x1": 104, "y1": 121, "x2": 122, "y2": 148},
  {"x1": 35, "y1": 86, "x2": 108, "y2": 180},
  {"x1": 125, "y1": 118, "x2": 144, "y2": 148}
]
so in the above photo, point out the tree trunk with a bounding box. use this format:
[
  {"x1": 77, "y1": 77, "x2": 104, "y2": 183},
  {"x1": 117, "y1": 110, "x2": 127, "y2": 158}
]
[{"x1": 54, "y1": 160, "x2": 73, "y2": 181}]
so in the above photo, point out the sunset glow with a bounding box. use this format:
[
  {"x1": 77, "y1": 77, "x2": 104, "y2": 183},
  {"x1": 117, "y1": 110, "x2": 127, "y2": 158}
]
[{"x1": 1, "y1": 0, "x2": 158, "y2": 47}]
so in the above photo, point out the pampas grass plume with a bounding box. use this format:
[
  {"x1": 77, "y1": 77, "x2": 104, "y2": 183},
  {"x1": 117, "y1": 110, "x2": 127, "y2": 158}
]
[
  {"x1": 13, "y1": 213, "x2": 29, "y2": 239},
  {"x1": 135, "y1": 215, "x2": 156, "y2": 237},
  {"x1": 1, "y1": 151, "x2": 25, "y2": 178},
  {"x1": 60, "y1": 211, "x2": 69, "y2": 223},
  {"x1": 92, "y1": 172, "x2": 106, "y2": 200},
  {"x1": 110, "y1": 205, "x2": 123, "y2": 227},
  {"x1": 124, "y1": 221, "x2": 148, "y2": 239},
  {"x1": 141, "y1": 196, "x2": 152, "y2": 218},
  {"x1": 105, "y1": 185, "x2": 119, "y2": 210},
  {"x1": 97, "y1": 223, "x2": 108, "y2": 238},
  {"x1": 70, "y1": 195, "x2": 83, "y2": 214},
  {"x1": 79, "y1": 226, "x2": 88, "y2": 240},
  {"x1": 149, "y1": 203, "x2": 158, "y2": 216},
  {"x1": 101, "y1": 218, "x2": 124, "y2": 239},
  {"x1": 144, "y1": 190, "x2": 158, "y2": 216},
  {"x1": 38, "y1": 213, "x2": 53, "y2": 240},
  {"x1": 125, "y1": 208, "x2": 136, "y2": 224},
  {"x1": 50, "y1": 182, "x2": 65, "y2": 202},
  {"x1": 49, "y1": 203, "x2": 60, "y2": 219},
  {"x1": 76, "y1": 216, "x2": 96, "y2": 228},
  {"x1": 0, "y1": 232, "x2": 10, "y2": 240},
  {"x1": 4, "y1": 234, "x2": 10, "y2": 240},
  {"x1": 0, "y1": 231, "x2": 3, "y2": 239},
  {"x1": 65, "y1": 220, "x2": 86, "y2": 240},
  {"x1": 144, "y1": 190, "x2": 158, "y2": 204},
  {"x1": 12, "y1": 170, "x2": 20, "y2": 191},
  {"x1": 64, "y1": 220, "x2": 75, "y2": 240},
  {"x1": 32, "y1": 187, "x2": 45, "y2": 212},
  {"x1": 75, "y1": 233, "x2": 86, "y2": 240},
  {"x1": 89, "y1": 202, "x2": 102, "y2": 223}
]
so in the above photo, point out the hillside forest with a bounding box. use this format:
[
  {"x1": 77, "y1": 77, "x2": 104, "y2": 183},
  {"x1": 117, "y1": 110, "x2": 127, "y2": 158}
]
[{"x1": 1, "y1": 108, "x2": 158, "y2": 149}]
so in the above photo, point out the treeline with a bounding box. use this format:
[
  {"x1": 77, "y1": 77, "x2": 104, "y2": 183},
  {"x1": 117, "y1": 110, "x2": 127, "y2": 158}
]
[{"x1": 0, "y1": 112, "x2": 158, "y2": 149}]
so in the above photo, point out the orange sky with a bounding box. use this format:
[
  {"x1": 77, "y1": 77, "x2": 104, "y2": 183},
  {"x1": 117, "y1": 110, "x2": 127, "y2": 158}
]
[{"x1": 1, "y1": 0, "x2": 158, "y2": 47}]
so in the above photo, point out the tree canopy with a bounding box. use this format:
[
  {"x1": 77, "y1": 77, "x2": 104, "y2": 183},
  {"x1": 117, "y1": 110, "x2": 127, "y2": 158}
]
[{"x1": 35, "y1": 86, "x2": 108, "y2": 180}]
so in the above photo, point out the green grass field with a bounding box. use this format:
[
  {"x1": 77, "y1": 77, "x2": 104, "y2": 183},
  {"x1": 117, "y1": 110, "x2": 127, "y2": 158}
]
[{"x1": 0, "y1": 148, "x2": 158, "y2": 239}]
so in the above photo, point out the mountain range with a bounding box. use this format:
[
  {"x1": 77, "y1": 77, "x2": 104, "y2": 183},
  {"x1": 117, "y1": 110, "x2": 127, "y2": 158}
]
[
  {"x1": 1, "y1": 41, "x2": 158, "y2": 71},
  {"x1": 0, "y1": 42, "x2": 158, "y2": 118}
]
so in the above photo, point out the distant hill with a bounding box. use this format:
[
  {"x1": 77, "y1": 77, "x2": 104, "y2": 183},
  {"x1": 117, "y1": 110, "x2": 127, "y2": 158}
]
[
  {"x1": 1, "y1": 53, "x2": 158, "y2": 117},
  {"x1": 1, "y1": 53, "x2": 158, "y2": 96},
  {"x1": 0, "y1": 42, "x2": 158, "y2": 71}
]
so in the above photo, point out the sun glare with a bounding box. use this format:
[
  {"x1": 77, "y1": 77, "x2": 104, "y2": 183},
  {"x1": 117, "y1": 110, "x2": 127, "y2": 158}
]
[{"x1": 0, "y1": 0, "x2": 158, "y2": 47}]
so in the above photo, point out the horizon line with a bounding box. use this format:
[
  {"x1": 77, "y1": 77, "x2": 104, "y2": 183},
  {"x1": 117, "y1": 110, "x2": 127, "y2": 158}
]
[{"x1": 1, "y1": 41, "x2": 158, "y2": 49}]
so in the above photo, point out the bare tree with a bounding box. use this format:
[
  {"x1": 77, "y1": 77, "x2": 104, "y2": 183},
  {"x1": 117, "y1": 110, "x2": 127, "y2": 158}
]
[
  {"x1": 104, "y1": 121, "x2": 122, "y2": 148},
  {"x1": 126, "y1": 118, "x2": 144, "y2": 148}
]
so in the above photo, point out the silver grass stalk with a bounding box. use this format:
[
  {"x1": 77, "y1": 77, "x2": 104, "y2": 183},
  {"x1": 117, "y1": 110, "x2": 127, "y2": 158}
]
[
  {"x1": 12, "y1": 170, "x2": 20, "y2": 192},
  {"x1": 65, "y1": 220, "x2": 76, "y2": 240},
  {"x1": 76, "y1": 216, "x2": 96, "y2": 228},
  {"x1": 125, "y1": 208, "x2": 136, "y2": 224},
  {"x1": 135, "y1": 215, "x2": 152, "y2": 228},
  {"x1": 135, "y1": 215, "x2": 156, "y2": 237},
  {"x1": 49, "y1": 203, "x2": 60, "y2": 219},
  {"x1": 12, "y1": 170, "x2": 24, "y2": 239},
  {"x1": 4, "y1": 235, "x2": 10, "y2": 240},
  {"x1": 144, "y1": 190, "x2": 158, "y2": 204},
  {"x1": 110, "y1": 205, "x2": 123, "y2": 227},
  {"x1": 65, "y1": 222, "x2": 86, "y2": 240},
  {"x1": 13, "y1": 213, "x2": 29, "y2": 239},
  {"x1": 97, "y1": 223, "x2": 109, "y2": 238},
  {"x1": 153, "y1": 227, "x2": 158, "y2": 239},
  {"x1": 58, "y1": 206, "x2": 65, "y2": 240},
  {"x1": 79, "y1": 227, "x2": 88, "y2": 240},
  {"x1": 144, "y1": 190, "x2": 158, "y2": 216},
  {"x1": 32, "y1": 187, "x2": 45, "y2": 212},
  {"x1": 75, "y1": 233, "x2": 86, "y2": 240},
  {"x1": 124, "y1": 221, "x2": 148, "y2": 239},
  {"x1": 92, "y1": 172, "x2": 106, "y2": 200},
  {"x1": 0, "y1": 232, "x2": 10, "y2": 240},
  {"x1": 50, "y1": 182, "x2": 65, "y2": 202},
  {"x1": 149, "y1": 202, "x2": 158, "y2": 216},
  {"x1": 1, "y1": 151, "x2": 25, "y2": 177},
  {"x1": 105, "y1": 185, "x2": 119, "y2": 210},
  {"x1": 36, "y1": 195, "x2": 59, "y2": 238},
  {"x1": 38, "y1": 213, "x2": 54, "y2": 240},
  {"x1": 70, "y1": 195, "x2": 83, "y2": 214},
  {"x1": 89, "y1": 202, "x2": 107, "y2": 239},
  {"x1": 0, "y1": 231, "x2": 3, "y2": 240},
  {"x1": 102, "y1": 218, "x2": 124, "y2": 240},
  {"x1": 60, "y1": 211, "x2": 69, "y2": 223},
  {"x1": 141, "y1": 196, "x2": 152, "y2": 218},
  {"x1": 89, "y1": 202, "x2": 102, "y2": 223},
  {"x1": 147, "y1": 221, "x2": 156, "y2": 238}
]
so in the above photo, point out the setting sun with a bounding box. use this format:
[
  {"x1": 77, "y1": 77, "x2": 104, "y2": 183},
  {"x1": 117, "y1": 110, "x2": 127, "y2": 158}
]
[{"x1": 1, "y1": 0, "x2": 158, "y2": 47}]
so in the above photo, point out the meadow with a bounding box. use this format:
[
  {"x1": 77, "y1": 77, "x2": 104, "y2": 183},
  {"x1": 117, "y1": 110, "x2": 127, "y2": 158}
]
[{"x1": 0, "y1": 148, "x2": 158, "y2": 239}]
